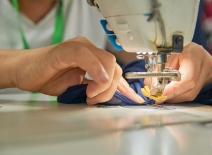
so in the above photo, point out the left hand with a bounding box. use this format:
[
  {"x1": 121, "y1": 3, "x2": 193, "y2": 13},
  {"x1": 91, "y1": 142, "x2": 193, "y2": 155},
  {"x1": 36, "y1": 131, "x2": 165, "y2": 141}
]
[{"x1": 83, "y1": 76, "x2": 144, "y2": 104}]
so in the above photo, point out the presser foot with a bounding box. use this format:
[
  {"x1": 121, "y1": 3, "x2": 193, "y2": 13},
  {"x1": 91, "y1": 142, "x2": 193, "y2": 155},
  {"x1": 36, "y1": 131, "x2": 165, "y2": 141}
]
[
  {"x1": 125, "y1": 69, "x2": 181, "y2": 99},
  {"x1": 141, "y1": 86, "x2": 167, "y2": 101}
]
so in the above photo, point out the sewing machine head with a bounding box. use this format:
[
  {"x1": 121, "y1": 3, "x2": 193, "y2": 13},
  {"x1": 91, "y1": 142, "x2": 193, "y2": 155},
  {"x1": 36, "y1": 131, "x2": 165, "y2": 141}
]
[{"x1": 87, "y1": 0, "x2": 200, "y2": 96}]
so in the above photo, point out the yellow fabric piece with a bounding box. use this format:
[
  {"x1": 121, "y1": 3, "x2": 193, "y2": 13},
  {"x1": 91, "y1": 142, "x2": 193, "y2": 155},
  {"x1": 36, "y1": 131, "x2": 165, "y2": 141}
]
[{"x1": 141, "y1": 86, "x2": 167, "y2": 101}]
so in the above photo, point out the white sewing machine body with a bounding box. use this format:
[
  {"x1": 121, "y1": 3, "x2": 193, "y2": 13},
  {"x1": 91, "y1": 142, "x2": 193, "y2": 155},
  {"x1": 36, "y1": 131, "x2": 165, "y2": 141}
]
[
  {"x1": 87, "y1": 0, "x2": 200, "y2": 96},
  {"x1": 89, "y1": 0, "x2": 199, "y2": 54}
]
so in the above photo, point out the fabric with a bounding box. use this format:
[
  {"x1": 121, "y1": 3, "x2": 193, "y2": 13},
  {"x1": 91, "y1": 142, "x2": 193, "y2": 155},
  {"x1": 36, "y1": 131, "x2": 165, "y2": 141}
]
[
  {"x1": 202, "y1": 0, "x2": 212, "y2": 54},
  {"x1": 57, "y1": 84, "x2": 155, "y2": 106},
  {"x1": 193, "y1": 84, "x2": 212, "y2": 105},
  {"x1": 192, "y1": 0, "x2": 208, "y2": 51},
  {"x1": 58, "y1": 60, "x2": 212, "y2": 105},
  {"x1": 0, "y1": 0, "x2": 107, "y2": 100},
  {"x1": 57, "y1": 60, "x2": 155, "y2": 105}
]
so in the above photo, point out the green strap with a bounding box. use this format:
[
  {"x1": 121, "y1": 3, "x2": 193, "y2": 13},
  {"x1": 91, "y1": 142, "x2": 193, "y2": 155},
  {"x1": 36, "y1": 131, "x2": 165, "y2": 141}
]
[
  {"x1": 52, "y1": 1, "x2": 64, "y2": 44},
  {"x1": 12, "y1": 0, "x2": 64, "y2": 47},
  {"x1": 12, "y1": 0, "x2": 64, "y2": 105}
]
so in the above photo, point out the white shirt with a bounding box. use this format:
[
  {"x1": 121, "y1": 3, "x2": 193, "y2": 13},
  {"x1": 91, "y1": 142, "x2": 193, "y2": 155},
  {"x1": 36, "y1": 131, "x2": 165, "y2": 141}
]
[
  {"x1": 0, "y1": 0, "x2": 107, "y2": 49},
  {"x1": 0, "y1": 0, "x2": 107, "y2": 101}
]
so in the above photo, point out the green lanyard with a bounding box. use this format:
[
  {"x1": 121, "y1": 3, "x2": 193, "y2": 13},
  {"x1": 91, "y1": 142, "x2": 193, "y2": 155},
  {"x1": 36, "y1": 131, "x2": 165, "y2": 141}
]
[
  {"x1": 12, "y1": 0, "x2": 63, "y2": 105},
  {"x1": 12, "y1": 0, "x2": 64, "y2": 49}
]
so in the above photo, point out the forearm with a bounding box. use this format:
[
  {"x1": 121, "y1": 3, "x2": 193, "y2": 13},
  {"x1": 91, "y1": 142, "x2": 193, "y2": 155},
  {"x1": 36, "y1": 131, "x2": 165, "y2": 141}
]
[
  {"x1": 0, "y1": 48, "x2": 22, "y2": 89},
  {"x1": 0, "y1": 46, "x2": 53, "y2": 90}
]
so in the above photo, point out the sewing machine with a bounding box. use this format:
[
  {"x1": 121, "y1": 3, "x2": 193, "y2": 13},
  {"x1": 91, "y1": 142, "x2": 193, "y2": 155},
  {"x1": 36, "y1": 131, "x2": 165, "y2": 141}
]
[{"x1": 87, "y1": 0, "x2": 200, "y2": 96}]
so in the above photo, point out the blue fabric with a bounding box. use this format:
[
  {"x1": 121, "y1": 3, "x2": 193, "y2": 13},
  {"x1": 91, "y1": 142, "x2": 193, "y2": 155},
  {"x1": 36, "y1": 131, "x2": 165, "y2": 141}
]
[
  {"x1": 193, "y1": 84, "x2": 212, "y2": 105},
  {"x1": 58, "y1": 59, "x2": 155, "y2": 106},
  {"x1": 57, "y1": 83, "x2": 154, "y2": 106},
  {"x1": 192, "y1": 0, "x2": 208, "y2": 51},
  {"x1": 58, "y1": 60, "x2": 212, "y2": 105}
]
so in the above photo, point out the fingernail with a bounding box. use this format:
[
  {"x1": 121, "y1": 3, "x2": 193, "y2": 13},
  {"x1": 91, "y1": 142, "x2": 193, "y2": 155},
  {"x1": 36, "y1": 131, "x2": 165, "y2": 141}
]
[
  {"x1": 135, "y1": 94, "x2": 145, "y2": 103},
  {"x1": 99, "y1": 69, "x2": 109, "y2": 83}
]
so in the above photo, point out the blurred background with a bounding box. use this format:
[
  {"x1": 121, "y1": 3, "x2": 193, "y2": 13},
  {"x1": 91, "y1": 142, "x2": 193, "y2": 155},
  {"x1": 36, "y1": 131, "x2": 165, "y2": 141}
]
[{"x1": 202, "y1": 0, "x2": 212, "y2": 55}]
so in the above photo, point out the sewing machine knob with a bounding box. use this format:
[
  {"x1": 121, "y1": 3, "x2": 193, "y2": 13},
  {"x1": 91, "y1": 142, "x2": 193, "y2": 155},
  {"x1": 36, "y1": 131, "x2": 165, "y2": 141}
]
[{"x1": 176, "y1": 36, "x2": 183, "y2": 45}]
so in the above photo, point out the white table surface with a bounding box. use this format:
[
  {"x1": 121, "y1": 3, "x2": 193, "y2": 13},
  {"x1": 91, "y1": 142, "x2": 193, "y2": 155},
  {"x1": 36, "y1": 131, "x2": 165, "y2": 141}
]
[{"x1": 0, "y1": 93, "x2": 212, "y2": 155}]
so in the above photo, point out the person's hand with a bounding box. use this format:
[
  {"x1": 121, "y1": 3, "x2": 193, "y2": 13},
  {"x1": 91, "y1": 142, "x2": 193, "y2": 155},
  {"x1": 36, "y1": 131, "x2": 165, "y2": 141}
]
[
  {"x1": 11, "y1": 37, "x2": 144, "y2": 104},
  {"x1": 145, "y1": 42, "x2": 212, "y2": 103}
]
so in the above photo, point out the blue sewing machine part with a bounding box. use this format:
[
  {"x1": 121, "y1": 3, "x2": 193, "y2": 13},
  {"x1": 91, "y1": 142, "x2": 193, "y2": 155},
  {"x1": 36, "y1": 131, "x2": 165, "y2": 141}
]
[
  {"x1": 100, "y1": 20, "x2": 114, "y2": 35},
  {"x1": 144, "y1": 13, "x2": 153, "y2": 17},
  {"x1": 100, "y1": 20, "x2": 123, "y2": 50},
  {"x1": 108, "y1": 35, "x2": 123, "y2": 50}
]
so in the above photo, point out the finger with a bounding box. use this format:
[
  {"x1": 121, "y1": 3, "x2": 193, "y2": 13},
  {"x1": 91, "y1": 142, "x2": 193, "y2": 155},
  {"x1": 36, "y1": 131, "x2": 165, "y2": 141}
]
[
  {"x1": 166, "y1": 55, "x2": 209, "y2": 103},
  {"x1": 166, "y1": 88, "x2": 200, "y2": 103},
  {"x1": 143, "y1": 77, "x2": 158, "y2": 88},
  {"x1": 86, "y1": 80, "x2": 117, "y2": 105},
  {"x1": 156, "y1": 99, "x2": 166, "y2": 104},
  {"x1": 143, "y1": 78, "x2": 150, "y2": 87},
  {"x1": 40, "y1": 68, "x2": 85, "y2": 95},
  {"x1": 86, "y1": 56, "x2": 117, "y2": 98},
  {"x1": 163, "y1": 51, "x2": 202, "y2": 100},
  {"x1": 54, "y1": 42, "x2": 110, "y2": 85},
  {"x1": 166, "y1": 54, "x2": 180, "y2": 69},
  {"x1": 117, "y1": 77, "x2": 144, "y2": 103},
  {"x1": 86, "y1": 65, "x2": 122, "y2": 105}
]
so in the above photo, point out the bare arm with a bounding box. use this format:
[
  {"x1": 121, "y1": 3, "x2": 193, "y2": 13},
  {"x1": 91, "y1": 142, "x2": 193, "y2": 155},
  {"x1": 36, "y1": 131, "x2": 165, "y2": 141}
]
[{"x1": 0, "y1": 37, "x2": 144, "y2": 104}]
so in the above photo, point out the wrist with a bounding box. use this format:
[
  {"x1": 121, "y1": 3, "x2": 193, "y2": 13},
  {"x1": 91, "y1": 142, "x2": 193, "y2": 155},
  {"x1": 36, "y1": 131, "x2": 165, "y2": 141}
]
[
  {"x1": 0, "y1": 49, "x2": 20, "y2": 89},
  {"x1": 12, "y1": 47, "x2": 50, "y2": 91}
]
